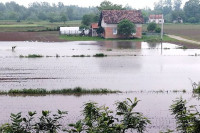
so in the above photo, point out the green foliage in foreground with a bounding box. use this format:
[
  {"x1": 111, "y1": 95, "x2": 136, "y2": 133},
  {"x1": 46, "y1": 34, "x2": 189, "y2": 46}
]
[
  {"x1": 0, "y1": 98, "x2": 150, "y2": 133},
  {"x1": 0, "y1": 87, "x2": 120, "y2": 95},
  {"x1": 171, "y1": 97, "x2": 200, "y2": 133},
  {"x1": 0, "y1": 110, "x2": 67, "y2": 133},
  {"x1": 192, "y1": 82, "x2": 200, "y2": 94}
]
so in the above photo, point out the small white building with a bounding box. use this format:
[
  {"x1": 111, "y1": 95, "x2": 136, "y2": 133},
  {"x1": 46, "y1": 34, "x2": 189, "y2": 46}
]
[
  {"x1": 149, "y1": 15, "x2": 164, "y2": 24},
  {"x1": 59, "y1": 27, "x2": 90, "y2": 35},
  {"x1": 60, "y1": 27, "x2": 81, "y2": 35}
]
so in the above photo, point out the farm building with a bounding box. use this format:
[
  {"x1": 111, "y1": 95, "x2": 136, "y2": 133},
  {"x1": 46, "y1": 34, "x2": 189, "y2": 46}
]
[
  {"x1": 91, "y1": 23, "x2": 99, "y2": 37},
  {"x1": 60, "y1": 27, "x2": 89, "y2": 35},
  {"x1": 98, "y1": 10, "x2": 144, "y2": 39},
  {"x1": 148, "y1": 14, "x2": 164, "y2": 24}
]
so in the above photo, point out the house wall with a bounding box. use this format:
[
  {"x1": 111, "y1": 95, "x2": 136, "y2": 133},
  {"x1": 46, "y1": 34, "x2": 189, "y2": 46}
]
[
  {"x1": 101, "y1": 19, "x2": 142, "y2": 38},
  {"x1": 149, "y1": 19, "x2": 164, "y2": 24}
]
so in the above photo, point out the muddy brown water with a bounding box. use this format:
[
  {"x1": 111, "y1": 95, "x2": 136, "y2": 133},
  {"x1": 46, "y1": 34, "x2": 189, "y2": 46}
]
[{"x1": 0, "y1": 41, "x2": 200, "y2": 132}]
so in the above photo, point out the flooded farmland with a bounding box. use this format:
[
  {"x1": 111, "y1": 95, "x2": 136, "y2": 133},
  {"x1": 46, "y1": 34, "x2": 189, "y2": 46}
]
[{"x1": 1, "y1": 41, "x2": 200, "y2": 132}]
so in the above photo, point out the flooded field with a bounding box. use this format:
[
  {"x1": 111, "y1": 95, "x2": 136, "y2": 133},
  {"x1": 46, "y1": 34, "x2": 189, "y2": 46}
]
[{"x1": 0, "y1": 41, "x2": 200, "y2": 132}]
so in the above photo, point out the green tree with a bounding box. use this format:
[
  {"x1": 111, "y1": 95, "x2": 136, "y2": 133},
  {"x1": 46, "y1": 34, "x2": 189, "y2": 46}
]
[
  {"x1": 173, "y1": 0, "x2": 182, "y2": 11},
  {"x1": 81, "y1": 13, "x2": 98, "y2": 26},
  {"x1": 60, "y1": 13, "x2": 68, "y2": 24},
  {"x1": 184, "y1": 0, "x2": 200, "y2": 23},
  {"x1": 147, "y1": 22, "x2": 157, "y2": 32},
  {"x1": 97, "y1": 0, "x2": 124, "y2": 11},
  {"x1": 117, "y1": 19, "x2": 136, "y2": 38}
]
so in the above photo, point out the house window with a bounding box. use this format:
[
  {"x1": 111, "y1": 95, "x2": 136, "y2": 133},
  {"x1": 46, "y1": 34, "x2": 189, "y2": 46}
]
[{"x1": 113, "y1": 28, "x2": 117, "y2": 35}]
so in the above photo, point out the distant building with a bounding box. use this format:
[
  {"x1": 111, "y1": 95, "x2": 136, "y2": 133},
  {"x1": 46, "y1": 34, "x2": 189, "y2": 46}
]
[
  {"x1": 98, "y1": 10, "x2": 144, "y2": 39},
  {"x1": 91, "y1": 23, "x2": 99, "y2": 37},
  {"x1": 173, "y1": 17, "x2": 183, "y2": 23},
  {"x1": 60, "y1": 27, "x2": 89, "y2": 35},
  {"x1": 149, "y1": 14, "x2": 164, "y2": 24}
]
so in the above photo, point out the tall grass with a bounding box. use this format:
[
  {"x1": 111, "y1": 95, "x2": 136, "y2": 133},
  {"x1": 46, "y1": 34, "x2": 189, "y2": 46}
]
[
  {"x1": 19, "y1": 54, "x2": 43, "y2": 58},
  {"x1": 0, "y1": 87, "x2": 121, "y2": 95}
]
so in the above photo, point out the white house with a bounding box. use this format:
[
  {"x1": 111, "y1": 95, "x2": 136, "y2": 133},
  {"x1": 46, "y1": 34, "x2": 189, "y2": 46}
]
[{"x1": 149, "y1": 14, "x2": 164, "y2": 24}]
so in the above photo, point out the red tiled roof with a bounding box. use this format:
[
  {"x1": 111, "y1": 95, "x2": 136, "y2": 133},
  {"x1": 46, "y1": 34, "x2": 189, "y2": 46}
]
[
  {"x1": 101, "y1": 10, "x2": 144, "y2": 24},
  {"x1": 149, "y1": 15, "x2": 163, "y2": 19},
  {"x1": 91, "y1": 23, "x2": 99, "y2": 29}
]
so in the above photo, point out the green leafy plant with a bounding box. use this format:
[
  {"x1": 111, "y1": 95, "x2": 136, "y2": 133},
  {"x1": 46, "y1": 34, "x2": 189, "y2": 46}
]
[
  {"x1": 0, "y1": 110, "x2": 67, "y2": 133},
  {"x1": 68, "y1": 98, "x2": 150, "y2": 133},
  {"x1": 117, "y1": 19, "x2": 136, "y2": 38},
  {"x1": 147, "y1": 22, "x2": 157, "y2": 32},
  {"x1": 170, "y1": 97, "x2": 200, "y2": 133}
]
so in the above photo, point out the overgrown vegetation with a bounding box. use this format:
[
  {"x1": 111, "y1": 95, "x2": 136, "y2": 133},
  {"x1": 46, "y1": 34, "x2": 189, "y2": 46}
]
[
  {"x1": 171, "y1": 97, "x2": 200, "y2": 133},
  {"x1": 19, "y1": 54, "x2": 43, "y2": 58},
  {"x1": 0, "y1": 110, "x2": 67, "y2": 133},
  {"x1": 72, "y1": 55, "x2": 91, "y2": 57},
  {"x1": 0, "y1": 98, "x2": 150, "y2": 133},
  {"x1": 93, "y1": 53, "x2": 107, "y2": 57},
  {"x1": 0, "y1": 87, "x2": 120, "y2": 95}
]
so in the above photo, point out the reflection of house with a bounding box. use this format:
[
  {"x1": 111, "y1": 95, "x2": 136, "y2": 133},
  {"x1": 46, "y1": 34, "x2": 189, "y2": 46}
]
[
  {"x1": 99, "y1": 41, "x2": 142, "y2": 49},
  {"x1": 149, "y1": 15, "x2": 164, "y2": 24},
  {"x1": 91, "y1": 23, "x2": 99, "y2": 37},
  {"x1": 98, "y1": 10, "x2": 144, "y2": 39}
]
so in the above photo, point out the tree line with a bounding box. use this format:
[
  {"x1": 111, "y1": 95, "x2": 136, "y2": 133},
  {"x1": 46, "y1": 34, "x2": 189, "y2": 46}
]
[
  {"x1": 0, "y1": 0, "x2": 200, "y2": 24},
  {"x1": 0, "y1": 1, "x2": 98, "y2": 22},
  {"x1": 142, "y1": 0, "x2": 200, "y2": 23}
]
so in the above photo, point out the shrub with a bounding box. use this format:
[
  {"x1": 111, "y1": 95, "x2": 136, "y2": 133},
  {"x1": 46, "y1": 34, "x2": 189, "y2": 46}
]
[
  {"x1": 93, "y1": 53, "x2": 107, "y2": 57},
  {"x1": 0, "y1": 110, "x2": 67, "y2": 133},
  {"x1": 188, "y1": 17, "x2": 197, "y2": 23},
  {"x1": 117, "y1": 19, "x2": 136, "y2": 38},
  {"x1": 96, "y1": 26, "x2": 104, "y2": 35},
  {"x1": 147, "y1": 22, "x2": 157, "y2": 32},
  {"x1": 155, "y1": 27, "x2": 161, "y2": 33},
  {"x1": 68, "y1": 98, "x2": 150, "y2": 133},
  {"x1": 171, "y1": 97, "x2": 200, "y2": 133},
  {"x1": 79, "y1": 24, "x2": 89, "y2": 30},
  {"x1": 0, "y1": 98, "x2": 150, "y2": 133}
]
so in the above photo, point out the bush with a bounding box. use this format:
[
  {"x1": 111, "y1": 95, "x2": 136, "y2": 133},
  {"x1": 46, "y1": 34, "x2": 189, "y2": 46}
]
[
  {"x1": 0, "y1": 98, "x2": 150, "y2": 133},
  {"x1": 79, "y1": 24, "x2": 89, "y2": 30},
  {"x1": 147, "y1": 22, "x2": 157, "y2": 32},
  {"x1": 117, "y1": 19, "x2": 136, "y2": 38},
  {"x1": 155, "y1": 27, "x2": 161, "y2": 33},
  {"x1": 96, "y1": 26, "x2": 104, "y2": 35},
  {"x1": 188, "y1": 17, "x2": 197, "y2": 23},
  {"x1": 93, "y1": 53, "x2": 107, "y2": 57},
  {"x1": 68, "y1": 98, "x2": 150, "y2": 133},
  {"x1": 171, "y1": 97, "x2": 200, "y2": 133}
]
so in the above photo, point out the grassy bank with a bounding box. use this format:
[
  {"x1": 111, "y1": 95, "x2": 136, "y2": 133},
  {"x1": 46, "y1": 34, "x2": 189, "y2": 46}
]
[
  {"x1": 0, "y1": 87, "x2": 121, "y2": 95},
  {"x1": 0, "y1": 20, "x2": 81, "y2": 32}
]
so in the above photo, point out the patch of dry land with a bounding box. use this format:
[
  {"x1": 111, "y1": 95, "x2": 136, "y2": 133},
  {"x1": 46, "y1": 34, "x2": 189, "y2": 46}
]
[{"x1": 0, "y1": 31, "x2": 65, "y2": 42}]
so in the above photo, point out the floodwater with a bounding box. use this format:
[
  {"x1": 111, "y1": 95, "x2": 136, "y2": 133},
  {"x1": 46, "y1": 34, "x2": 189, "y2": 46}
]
[
  {"x1": 0, "y1": 41, "x2": 200, "y2": 91},
  {"x1": 0, "y1": 41, "x2": 200, "y2": 132}
]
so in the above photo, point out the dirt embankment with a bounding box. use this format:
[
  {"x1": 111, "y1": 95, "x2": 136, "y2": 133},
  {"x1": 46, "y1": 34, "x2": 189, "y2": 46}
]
[{"x1": 0, "y1": 31, "x2": 65, "y2": 42}]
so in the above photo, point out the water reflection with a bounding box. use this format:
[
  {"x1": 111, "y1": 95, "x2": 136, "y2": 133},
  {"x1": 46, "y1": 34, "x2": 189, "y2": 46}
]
[{"x1": 97, "y1": 41, "x2": 142, "y2": 49}]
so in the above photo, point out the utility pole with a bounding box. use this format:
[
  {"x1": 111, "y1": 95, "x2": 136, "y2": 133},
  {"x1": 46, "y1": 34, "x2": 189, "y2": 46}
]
[
  {"x1": 161, "y1": 14, "x2": 164, "y2": 55},
  {"x1": 161, "y1": 14, "x2": 164, "y2": 40}
]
